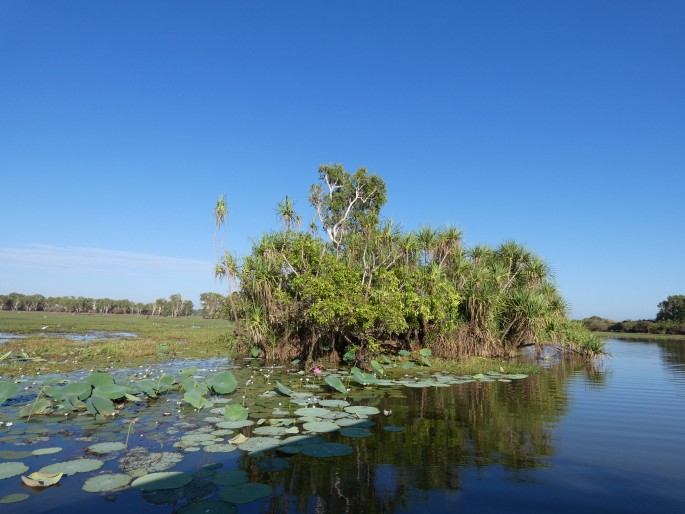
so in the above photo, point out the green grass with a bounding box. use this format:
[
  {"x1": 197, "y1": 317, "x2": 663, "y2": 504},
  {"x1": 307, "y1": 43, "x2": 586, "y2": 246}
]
[{"x1": 0, "y1": 311, "x2": 233, "y2": 376}]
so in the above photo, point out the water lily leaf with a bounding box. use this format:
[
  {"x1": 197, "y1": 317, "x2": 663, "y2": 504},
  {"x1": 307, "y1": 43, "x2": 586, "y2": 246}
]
[
  {"x1": 216, "y1": 420, "x2": 253, "y2": 429},
  {"x1": 351, "y1": 367, "x2": 377, "y2": 386},
  {"x1": 184, "y1": 390, "x2": 213, "y2": 410},
  {"x1": 86, "y1": 394, "x2": 115, "y2": 416},
  {"x1": 87, "y1": 442, "x2": 126, "y2": 455},
  {"x1": 21, "y1": 471, "x2": 63, "y2": 487},
  {"x1": 343, "y1": 350, "x2": 356, "y2": 362},
  {"x1": 224, "y1": 403, "x2": 248, "y2": 421},
  {"x1": 82, "y1": 473, "x2": 131, "y2": 492},
  {"x1": 344, "y1": 405, "x2": 380, "y2": 416},
  {"x1": 93, "y1": 384, "x2": 127, "y2": 400},
  {"x1": 275, "y1": 381, "x2": 293, "y2": 396},
  {"x1": 294, "y1": 407, "x2": 332, "y2": 418},
  {"x1": 132, "y1": 471, "x2": 193, "y2": 491},
  {"x1": 157, "y1": 375, "x2": 176, "y2": 391},
  {"x1": 133, "y1": 379, "x2": 157, "y2": 398},
  {"x1": 398, "y1": 349, "x2": 411, "y2": 357},
  {"x1": 401, "y1": 362, "x2": 415, "y2": 369},
  {"x1": 0, "y1": 493, "x2": 29, "y2": 504},
  {"x1": 318, "y1": 399, "x2": 350, "y2": 408},
  {"x1": 32, "y1": 447, "x2": 62, "y2": 456},
  {"x1": 370, "y1": 360, "x2": 385, "y2": 376},
  {"x1": 250, "y1": 347, "x2": 260, "y2": 358},
  {"x1": 19, "y1": 399, "x2": 53, "y2": 417},
  {"x1": 203, "y1": 444, "x2": 238, "y2": 453},
  {"x1": 335, "y1": 418, "x2": 375, "y2": 428},
  {"x1": 302, "y1": 421, "x2": 340, "y2": 433},
  {"x1": 237, "y1": 437, "x2": 281, "y2": 454},
  {"x1": 0, "y1": 381, "x2": 19, "y2": 404},
  {"x1": 64, "y1": 382, "x2": 92, "y2": 400},
  {"x1": 0, "y1": 462, "x2": 29, "y2": 480},
  {"x1": 324, "y1": 375, "x2": 348, "y2": 394},
  {"x1": 86, "y1": 372, "x2": 115, "y2": 387},
  {"x1": 228, "y1": 433, "x2": 248, "y2": 445},
  {"x1": 421, "y1": 357, "x2": 432, "y2": 367},
  {"x1": 40, "y1": 459, "x2": 104, "y2": 475},
  {"x1": 419, "y1": 348, "x2": 432, "y2": 357},
  {"x1": 125, "y1": 393, "x2": 143, "y2": 402},
  {"x1": 219, "y1": 482, "x2": 273, "y2": 504},
  {"x1": 179, "y1": 366, "x2": 198, "y2": 379},
  {"x1": 207, "y1": 371, "x2": 237, "y2": 394},
  {"x1": 253, "y1": 425, "x2": 288, "y2": 436},
  {"x1": 119, "y1": 449, "x2": 183, "y2": 476}
]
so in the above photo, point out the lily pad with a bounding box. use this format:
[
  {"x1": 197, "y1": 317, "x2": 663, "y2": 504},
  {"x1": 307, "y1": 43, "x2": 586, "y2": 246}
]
[
  {"x1": 275, "y1": 381, "x2": 293, "y2": 396},
  {"x1": 82, "y1": 473, "x2": 131, "y2": 492},
  {"x1": 40, "y1": 459, "x2": 104, "y2": 475},
  {"x1": 87, "y1": 442, "x2": 126, "y2": 455},
  {"x1": 86, "y1": 372, "x2": 115, "y2": 387},
  {"x1": 93, "y1": 384, "x2": 128, "y2": 399},
  {"x1": 21, "y1": 471, "x2": 63, "y2": 487},
  {"x1": 207, "y1": 371, "x2": 238, "y2": 394},
  {"x1": 344, "y1": 405, "x2": 380, "y2": 416},
  {"x1": 318, "y1": 399, "x2": 350, "y2": 408},
  {"x1": 294, "y1": 407, "x2": 332, "y2": 418},
  {"x1": 0, "y1": 493, "x2": 29, "y2": 504},
  {"x1": 224, "y1": 403, "x2": 248, "y2": 421},
  {"x1": 86, "y1": 395, "x2": 115, "y2": 416},
  {"x1": 302, "y1": 421, "x2": 340, "y2": 433},
  {"x1": 19, "y1": 399, "x2": 53, "y2": 417},
  {"x1": 237, "y1": 437, "x2": 282, "y2": 454},
  {"x1": 0, "y1": 461, "x2": 29, "y2": 480},
  {"x1": 219, "y1": 482, "x2": 273, "y2": 504},
  {"x1": 324, "y1": 375, "x2": 348, "y2": 394},
  {"x1": 119, "y1": 449, "x2": 184, "y2": 476},
  {"x1": 203, "y1": 444, "x2": 237, "y2": 453},
  {"x1": 0, "y1": 381, "x2": 19, "y2": 404},
  {"x1": 132, "y1": 471, "x2": 193, "y2": 491},
  {"x1": 32, "y1": 447, "x2": 62, "y2": 456}
]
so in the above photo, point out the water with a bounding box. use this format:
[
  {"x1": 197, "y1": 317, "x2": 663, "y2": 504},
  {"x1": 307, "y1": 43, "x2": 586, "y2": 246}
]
[
  {"x1": 0, "y1": 338, "x2": 683, "y2": 513},
  {"x1": 0, "y1": 331, "x2": 137, "y2": 344}
]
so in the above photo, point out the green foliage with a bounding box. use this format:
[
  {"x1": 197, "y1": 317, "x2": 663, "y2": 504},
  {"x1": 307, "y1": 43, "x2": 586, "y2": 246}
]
[
  {"x1": 214, "y1": 165, "x2": 604, "y2": 366},
  {"x1": 656, "y1": 294, "x2": 685, "y2": 323}
]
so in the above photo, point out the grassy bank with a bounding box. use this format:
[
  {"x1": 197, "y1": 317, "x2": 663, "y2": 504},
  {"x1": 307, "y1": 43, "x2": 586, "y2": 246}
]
[{"x1": 0, "y1": 311, "x2": 541, "y2": 377}]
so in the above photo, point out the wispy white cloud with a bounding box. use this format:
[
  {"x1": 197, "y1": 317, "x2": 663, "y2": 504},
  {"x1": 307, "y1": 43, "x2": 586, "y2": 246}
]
[{"x1": 0, "y1": 244, "x2": 212, "y2": 275}]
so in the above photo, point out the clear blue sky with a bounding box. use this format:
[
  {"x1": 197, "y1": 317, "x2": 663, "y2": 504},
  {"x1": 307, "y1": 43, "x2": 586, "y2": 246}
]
[{"x1": 1, "y1": 1, "x2": 683, "y2": 321}]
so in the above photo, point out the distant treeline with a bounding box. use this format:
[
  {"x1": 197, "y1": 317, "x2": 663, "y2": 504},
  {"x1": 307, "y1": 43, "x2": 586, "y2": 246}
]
[
  {"x1": 582, "y1": 294, "x2": 685, "y2": 335},
  {"x1": 1, "y1": 292, "x2": 196, "y2": 318}
]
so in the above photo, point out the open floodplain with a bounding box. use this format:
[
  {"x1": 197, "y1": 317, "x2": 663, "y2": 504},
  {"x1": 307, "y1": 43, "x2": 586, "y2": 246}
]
[{"x1": 1, "y1": 313, "x2": 684, "y2": 513}]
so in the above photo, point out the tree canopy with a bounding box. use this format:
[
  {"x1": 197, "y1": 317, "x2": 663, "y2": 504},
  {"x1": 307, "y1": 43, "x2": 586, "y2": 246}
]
[
  {"x1": 215, "y1": 164, "x2": 603, "y2": 367},
  {"x1": 656, "y1": 295, "x2": 685, "y2": 323}
]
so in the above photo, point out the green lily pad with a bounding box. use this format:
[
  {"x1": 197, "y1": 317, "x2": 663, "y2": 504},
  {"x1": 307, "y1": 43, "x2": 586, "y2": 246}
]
[
  {"x1": 0, "y1": 493, "x2": 29, "y2": 504},
  {"x1": 324, "y1": 375, "x2": 348, "y2": 394},
  {"x1": 294, "y1": 407, "x2": 332, "y2": 418},
  {"x1": 203, "y1": 444, "x2": 237, "y2": 453},
  {"x1": 93, "y1": 384, "x2": 127, "y2": 399},
  {"x1": 207, "y1": 371, "x2": 238, "y2": 394},
  {"x1": 19, "y1": 399, "x2": 53, "y2": 417},
  {"x1": 82, "y1": 473, "x2": 131, "y2": 492},
  {"x1": 184, "y1": 390, "x2": 213, "y2": 410},
  {"x1": 335, "y1": 418, "x2": 375, "y2": 428},
  {"x1": 224, "y1": 403, "x2": 248, "y2": 421},
  {"x1": 87, "y1": 442, "x2": 126, "y2": 455},
  {"x1": 237, "y1": 437, "x2": 282, "y2": 454},
  {"x1": 382, "y1": 426, "x2": 405, "y2": 432},
  {"x1": 86, "y1": 372, "x2": 115, "y2": 387},
  {"x1": 300, "y1": 442, "x2": 353, "y2": 458},
  {"x1": 216, "y1": 420, "x2": 254, "y2": 429},
  {"x1": 0, "y1": 381, "x2": 19, "y2": 404},
  {"x1": 219, "y1": 482, "x2": 273, "y2": 504},
  {"x1": 344, "y1": 406, "x2": 380, "y2": 416},
  {"x1": 32, "y1": 447, "x2": 62, "y2": 456},
  {"x1": 0, "y1": 461, "x2": 29, "y2": 480},
  {"x1": 22, "y1": 471, "x2": 63, "y2": 487},
  {"x1": 131, "y1": 471, "x2": 193, "y2": 491},
  {"x1": 275, "y1": 381, "x2": 293, "y2": 396},
  {"x1": 86, "y1": 395, "x2": 115, "y2": 416},
  {"x1": 318, "y1": 399, "x2": 350, "y2": 408},
  {"x1": 302, "y1": 421, "x2": 340, "y2": 433},
  {"x1": 39, "y1": 458, "x2": 104, "y2": 475},
  {"x1": 119, "y1": 449, "x2": 184, "y2": 476}
]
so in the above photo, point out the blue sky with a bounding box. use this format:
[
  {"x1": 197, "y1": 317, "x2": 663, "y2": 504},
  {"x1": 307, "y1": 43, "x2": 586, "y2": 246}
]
[{"x1": 1, "y1": 1, "x2": 683, "y2": 320}]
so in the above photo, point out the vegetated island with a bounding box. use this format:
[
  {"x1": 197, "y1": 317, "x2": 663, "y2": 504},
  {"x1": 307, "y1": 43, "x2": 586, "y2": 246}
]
[
  {"x1": 212, "y1": 164, "x2": 604, "y2": 370},
  {"x1": 582, "y1": 294, "x2": 685, "y2": 339}
]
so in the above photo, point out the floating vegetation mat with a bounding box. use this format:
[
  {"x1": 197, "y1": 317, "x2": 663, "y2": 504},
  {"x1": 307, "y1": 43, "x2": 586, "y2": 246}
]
[{"x1": 0, "y1": 358, "x2": 528, "y2": 511}]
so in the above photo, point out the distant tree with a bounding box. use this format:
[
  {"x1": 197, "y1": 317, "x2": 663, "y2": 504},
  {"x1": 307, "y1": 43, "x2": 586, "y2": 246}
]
[
  {"x1": 582, "y1": 316, "x2": 614, "y2": 332},
  {"x1": 200, "y1": 292, "x2": 226, "y2": 318},
  {"x1": 656, "y1": 295, "x2": 685, "y2": 323}
]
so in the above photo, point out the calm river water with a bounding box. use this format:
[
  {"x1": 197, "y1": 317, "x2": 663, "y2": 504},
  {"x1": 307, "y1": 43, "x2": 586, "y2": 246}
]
[{"x1": 1, "y1": 338, "x2": 683, "y2": 513}]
